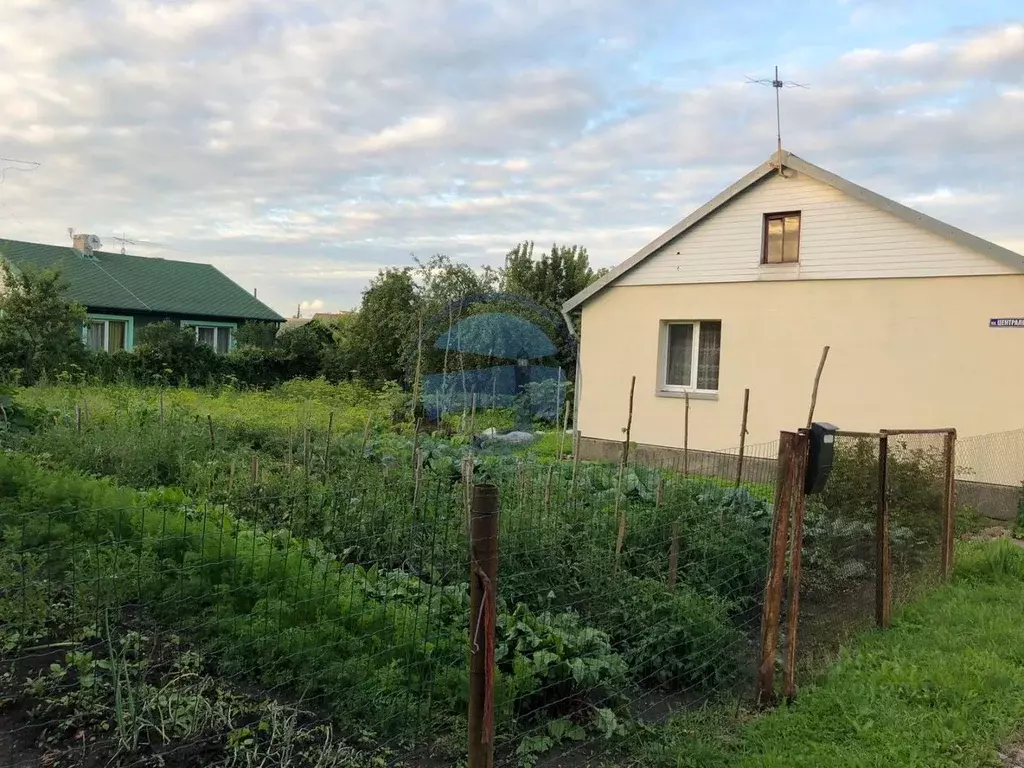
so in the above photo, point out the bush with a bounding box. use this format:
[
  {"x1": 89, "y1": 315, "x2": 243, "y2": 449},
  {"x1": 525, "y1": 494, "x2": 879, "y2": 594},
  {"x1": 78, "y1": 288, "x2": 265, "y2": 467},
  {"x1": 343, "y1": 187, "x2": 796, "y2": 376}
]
[{"x1": 605, "y1": 577, "x2": 744, "y2": 689}]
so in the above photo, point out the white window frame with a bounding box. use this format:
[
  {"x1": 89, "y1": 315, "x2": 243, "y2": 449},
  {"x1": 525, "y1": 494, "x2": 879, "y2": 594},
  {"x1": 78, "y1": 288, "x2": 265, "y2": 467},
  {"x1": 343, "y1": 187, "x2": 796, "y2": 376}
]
[
  {"x1": 82, "y1": 313, "x2": 134, "y2": 352},
  {"x1": 180, "y1": 319, "x2": 237, "y2": 354},
  {"x1": 658, "y1": 320, "x2": 721, "y2": 395}
]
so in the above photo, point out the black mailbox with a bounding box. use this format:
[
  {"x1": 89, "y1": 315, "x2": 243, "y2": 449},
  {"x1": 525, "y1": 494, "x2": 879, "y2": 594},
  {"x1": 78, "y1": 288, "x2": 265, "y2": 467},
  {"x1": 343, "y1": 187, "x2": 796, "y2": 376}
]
[{"x1": 804, "y1": 422, "x2": 839, "y2": 495}]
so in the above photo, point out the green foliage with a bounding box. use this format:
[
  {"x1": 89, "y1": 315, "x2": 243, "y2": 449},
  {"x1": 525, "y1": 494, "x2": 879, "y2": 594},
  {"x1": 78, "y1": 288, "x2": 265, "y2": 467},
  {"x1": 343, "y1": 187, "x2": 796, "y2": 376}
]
[
  {"x1": 500, "y1": 241, "x2": 600, "y2": 314},
  {"x1": 640, "y1": 540, "x2": 1024, "y2": 768},
  {"x1": 348, "y1": 267, "x2": 420, "y2": 384},
  {"x1": 606, "y1": 578, "x2": 744, "y2": 689},
  {"x1": 0, "y1": 260, "x2": 87, "y2": 384},
  {"x1": 498, "y1": 604, "x2": 627, "y2": 718}
]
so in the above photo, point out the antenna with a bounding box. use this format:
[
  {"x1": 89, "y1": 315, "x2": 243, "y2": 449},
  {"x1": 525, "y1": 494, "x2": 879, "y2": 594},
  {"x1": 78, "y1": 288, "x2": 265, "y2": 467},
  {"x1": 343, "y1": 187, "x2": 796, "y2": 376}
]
[
  {"x1": 109, "y1": 233, "x2": 174, "y2": 255},
  {"x1": 745, "y1": 65, "x2": 809, "y2": 171}
]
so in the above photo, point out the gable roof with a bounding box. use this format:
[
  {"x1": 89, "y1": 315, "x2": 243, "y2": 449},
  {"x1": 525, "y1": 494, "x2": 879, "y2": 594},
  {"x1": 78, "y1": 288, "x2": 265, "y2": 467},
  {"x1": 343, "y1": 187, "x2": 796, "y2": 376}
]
[
  {"x1": 563, "y1": 149, "x2": 1024, "y2": 312},
  {"x1": 0, "y1": 238, "x2": 284, "y2": 322}
]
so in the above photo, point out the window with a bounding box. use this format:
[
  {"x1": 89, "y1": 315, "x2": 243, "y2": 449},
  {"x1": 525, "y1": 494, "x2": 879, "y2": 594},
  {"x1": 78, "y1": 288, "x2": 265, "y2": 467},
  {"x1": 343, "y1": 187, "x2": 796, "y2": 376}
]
[
  {"x1": 661, "y1": 320, "x2": 721, "y2": 393},
  {"x1": 184, "y1": 323, "x2": 234, "y2": 354},
  {"x1": 762, "y1": 211, "x2": 801, "y2": 264},
  {"x1": 83, "y1": 316, "x2": 129, "y2": 352}
]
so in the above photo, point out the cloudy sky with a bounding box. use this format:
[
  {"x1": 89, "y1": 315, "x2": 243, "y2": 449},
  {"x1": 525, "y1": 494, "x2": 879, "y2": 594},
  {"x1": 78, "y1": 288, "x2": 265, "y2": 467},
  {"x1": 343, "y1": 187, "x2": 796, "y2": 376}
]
[{"x1": 1, "y1": 1, "x2": 1021, "y2": 316}]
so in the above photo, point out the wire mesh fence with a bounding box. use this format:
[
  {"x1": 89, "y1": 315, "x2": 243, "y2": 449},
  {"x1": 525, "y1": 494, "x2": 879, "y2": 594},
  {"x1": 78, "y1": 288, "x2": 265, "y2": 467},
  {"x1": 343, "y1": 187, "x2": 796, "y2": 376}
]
[
  {"x1": 0, "y1": 385, "x2": 976, "y2": 767},
  {"x1": 956, "y1": 428, "x2": 1024, "y2": 522},
  {"x1": 794, "y1": 432, "x2": 879, "y2": 676},
  {"x1": 0, "y1": 398, "x2": 783, "y2": 768}
]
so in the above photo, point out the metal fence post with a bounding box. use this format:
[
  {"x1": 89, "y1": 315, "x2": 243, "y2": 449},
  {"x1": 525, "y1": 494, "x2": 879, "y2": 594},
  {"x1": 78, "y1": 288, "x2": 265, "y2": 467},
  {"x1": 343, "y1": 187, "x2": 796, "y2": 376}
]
[
  {"x1": 940, "y1": 430, "x2": 957, "y2": 580},
  {"x1": 757, "y1": 431, "x2": 796, "y2": 706},
  {"x1": 469, "y1": 483, "x2": 499, "y2": 768},
  {"x1": 876, "y1": 433, "x2": 892, "y2": 629},
  {"x1": 783, "y1": 429, "x2": 810, "y2": 700}
]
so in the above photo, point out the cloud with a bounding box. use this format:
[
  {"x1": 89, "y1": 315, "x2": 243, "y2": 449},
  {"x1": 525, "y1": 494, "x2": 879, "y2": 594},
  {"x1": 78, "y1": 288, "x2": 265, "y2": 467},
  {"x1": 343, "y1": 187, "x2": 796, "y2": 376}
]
[{"x1": 0, "y1": 3, "x2": 1021, "y2": 313}]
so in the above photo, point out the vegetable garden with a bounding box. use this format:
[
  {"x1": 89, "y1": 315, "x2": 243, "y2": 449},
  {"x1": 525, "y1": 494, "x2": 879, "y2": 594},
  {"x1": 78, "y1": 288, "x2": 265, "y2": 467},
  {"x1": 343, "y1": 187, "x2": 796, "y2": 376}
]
[{"x1": 0, "y1": 381, "x2": 959, "y2": 767}]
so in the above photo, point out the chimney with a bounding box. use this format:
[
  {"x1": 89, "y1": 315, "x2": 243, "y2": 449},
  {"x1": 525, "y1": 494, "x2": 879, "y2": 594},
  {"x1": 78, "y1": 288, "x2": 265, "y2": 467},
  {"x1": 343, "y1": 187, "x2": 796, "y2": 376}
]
[{"x1": 72, "y1": 233, "x2": 95, "y2": 256}]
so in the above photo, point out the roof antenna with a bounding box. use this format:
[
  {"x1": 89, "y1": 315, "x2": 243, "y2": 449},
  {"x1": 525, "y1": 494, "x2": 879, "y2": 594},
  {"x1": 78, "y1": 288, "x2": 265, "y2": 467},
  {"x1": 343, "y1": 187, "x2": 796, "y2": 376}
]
[{"x1": 746, "y1": 65, "x2": 809, "y2": 173}]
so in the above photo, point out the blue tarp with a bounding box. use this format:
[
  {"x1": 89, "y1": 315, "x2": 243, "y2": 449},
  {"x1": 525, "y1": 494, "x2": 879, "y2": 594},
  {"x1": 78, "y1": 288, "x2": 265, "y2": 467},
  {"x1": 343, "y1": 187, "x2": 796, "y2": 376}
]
[{"x1": 421, "y1": 364, "x2": 567, "y2": 422}]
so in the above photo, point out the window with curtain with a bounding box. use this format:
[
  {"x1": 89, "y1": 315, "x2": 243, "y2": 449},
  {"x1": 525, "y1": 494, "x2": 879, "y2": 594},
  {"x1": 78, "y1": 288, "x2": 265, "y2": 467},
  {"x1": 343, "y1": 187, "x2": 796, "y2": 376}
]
[
  {"x1": 196, "y1": 326, "x2": 217, "y2": 347},
  {"x1": 216, "y1": 327, "x2": 231, "y2": 355},
  {"x1": 107, "y1": 320, "x2": 127, "y2": 351},
  {"x1": 662, "y1": 320, "x2": 722, "y2": 393},
  {"x1": 86, "y1": 321, "x2": 105, "y2": 351},
  {"x1": 187, "y1": 324, "x2": 234, "y2": 354}
]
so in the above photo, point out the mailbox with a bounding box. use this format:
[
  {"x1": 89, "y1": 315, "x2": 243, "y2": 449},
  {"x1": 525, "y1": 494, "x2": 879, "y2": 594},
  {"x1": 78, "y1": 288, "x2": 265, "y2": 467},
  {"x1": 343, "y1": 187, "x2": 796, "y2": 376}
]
[{"x1": 804, "y1": 422, "x2": 839, "y2": 495}]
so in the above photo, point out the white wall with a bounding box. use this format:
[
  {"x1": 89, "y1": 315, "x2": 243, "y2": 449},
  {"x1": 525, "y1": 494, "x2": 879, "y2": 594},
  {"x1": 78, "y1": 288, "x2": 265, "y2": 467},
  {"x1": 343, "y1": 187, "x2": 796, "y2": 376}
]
[{"x1": 616, "y1": 170, "x2": 1018, "y2": 287}]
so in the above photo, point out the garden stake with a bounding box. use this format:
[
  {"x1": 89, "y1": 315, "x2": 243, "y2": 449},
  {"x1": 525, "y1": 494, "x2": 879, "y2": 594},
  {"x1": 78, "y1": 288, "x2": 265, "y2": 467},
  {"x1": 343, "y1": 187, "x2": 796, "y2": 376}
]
[
  {"x1": 806, "y1": 345, "x2": 830, "y2": 428},
  {"x1": 614, "y1": 375, "x2": 636, "y2": 564}
]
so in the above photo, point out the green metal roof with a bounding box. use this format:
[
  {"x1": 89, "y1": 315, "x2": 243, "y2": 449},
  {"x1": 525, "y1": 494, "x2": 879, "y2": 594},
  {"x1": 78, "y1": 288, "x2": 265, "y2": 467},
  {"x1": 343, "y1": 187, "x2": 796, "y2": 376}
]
[{"x1": 0, "y1": 238, "x2": 284, "y2": 322}]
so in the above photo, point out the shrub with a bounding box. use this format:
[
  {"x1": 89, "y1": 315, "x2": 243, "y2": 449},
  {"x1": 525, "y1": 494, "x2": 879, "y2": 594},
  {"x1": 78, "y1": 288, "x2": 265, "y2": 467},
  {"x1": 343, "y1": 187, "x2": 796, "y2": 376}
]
[{"x1": 605, "y1": 577, "x2": 744, "y2": 689}]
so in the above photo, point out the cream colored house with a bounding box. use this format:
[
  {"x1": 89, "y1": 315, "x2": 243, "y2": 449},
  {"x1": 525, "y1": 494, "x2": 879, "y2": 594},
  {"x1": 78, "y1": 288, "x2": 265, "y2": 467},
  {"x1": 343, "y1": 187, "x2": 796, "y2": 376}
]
[{"x1": 563, "y1": 149, "x2": 1024, "y2": 480}]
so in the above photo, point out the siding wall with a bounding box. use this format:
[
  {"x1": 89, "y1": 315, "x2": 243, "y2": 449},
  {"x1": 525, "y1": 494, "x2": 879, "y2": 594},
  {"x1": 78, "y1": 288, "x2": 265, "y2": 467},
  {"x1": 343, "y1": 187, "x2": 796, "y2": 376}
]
[
  {"x1": 616, "y1": 170, "x2": 1018, "y2": 286},
  {"x1": 577, "y1": 276, "x2": 1024, "y2": 485}
]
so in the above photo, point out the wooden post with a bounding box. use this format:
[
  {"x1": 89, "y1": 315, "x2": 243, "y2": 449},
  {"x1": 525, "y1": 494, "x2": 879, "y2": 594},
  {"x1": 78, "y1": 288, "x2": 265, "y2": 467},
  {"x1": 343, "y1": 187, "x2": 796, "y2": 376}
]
[
  {"x1": 682, "y1": 391, "x2": 690, "y2": 476},
  {"x1": 304, "y1": 427, "x2": 311, "y2": 479},
  {"x1": 412, "y1": 447, "x2": 423, "y2": 509},
  {"x1": 250, "y1": 453, "x2": 258, "y2": 483},
  {"x1": 735, "y1": 388, "x2": 750, "y2": 486},
  {"x1": 805, "y1": 346, "x2": 830, "y2": 428},
  {"x1": 557, "y1": 395, "x2": 571, "y2": 462},
  {"x1": 207, "y1": 415, "x2": 215, "y2": 449},
  {"x1": 876, "y1": 433, "x2": 892, "y2": 628},
  {"x1": 783, "y1": 429, "x2": 810, "y2": 700},
  {"x1": 360, "y1": 416, "x2": 372, "y2": 457},
  {"x1": 940, "y1": 430, "x2": 957, "y2": 580},
  {"x1": 544, "y1": 464, "x2": 554, "y2": 510},
  {"x1": 468, "y1": 484, "x2": 499, "y2": 768},
  {"x1": 756, "y1": 431, "x2": 796, "y2": 706},
  {"x1": 667, "y1": 521, "x2": 680, "y2": 592},
  {"x1": 614, "y1": 376, "x2": 637, "y2": 561},
  {"x1": 324, "y1": 411, "x2": 334, "y2": 476},
  {"x1": 656, "y1": 475, "x2": 664, "y2": 507}
]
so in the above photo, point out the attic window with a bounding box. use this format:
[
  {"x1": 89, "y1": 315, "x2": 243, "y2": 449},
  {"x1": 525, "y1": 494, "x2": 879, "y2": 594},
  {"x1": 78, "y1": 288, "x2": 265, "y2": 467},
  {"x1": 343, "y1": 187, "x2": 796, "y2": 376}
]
[{"x1": 762, "y1": 211, "x2": 801, "y2": 264}]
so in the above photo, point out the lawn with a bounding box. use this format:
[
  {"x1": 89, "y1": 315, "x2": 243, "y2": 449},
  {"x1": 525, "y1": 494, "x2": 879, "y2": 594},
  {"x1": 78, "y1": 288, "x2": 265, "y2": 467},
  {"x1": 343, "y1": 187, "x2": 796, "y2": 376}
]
[{"x1": 640, "y1": 538, "x2": 1024, "y2": 768}]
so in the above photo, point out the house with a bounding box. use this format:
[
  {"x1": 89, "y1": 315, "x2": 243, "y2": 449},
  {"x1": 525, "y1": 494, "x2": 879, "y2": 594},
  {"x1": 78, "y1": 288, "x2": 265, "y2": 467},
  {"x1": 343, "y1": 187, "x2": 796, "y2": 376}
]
[
  {"x1": 563, "y1": 149, "x2": 1024, "y2": 478},
  {"x1": 0, "y1": 235, "x2": 284, "y2": 353}
]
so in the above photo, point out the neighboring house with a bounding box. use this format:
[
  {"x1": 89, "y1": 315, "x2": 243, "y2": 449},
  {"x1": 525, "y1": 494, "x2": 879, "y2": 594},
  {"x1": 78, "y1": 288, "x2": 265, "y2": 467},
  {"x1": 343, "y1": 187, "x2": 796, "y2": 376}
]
[
  {"x1": 0, "y1": 235, "x2": 284, "y2": 353},
  {"x1": 563, "y1": 149, "x2": 1024, "y2": 469}
]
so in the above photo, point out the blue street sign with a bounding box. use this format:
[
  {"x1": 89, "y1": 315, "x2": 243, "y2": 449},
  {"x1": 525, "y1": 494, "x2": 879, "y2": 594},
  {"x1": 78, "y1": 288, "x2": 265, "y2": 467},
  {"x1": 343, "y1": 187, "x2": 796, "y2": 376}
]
[{"x1": 990, "y1": 318, "x2": 1024, "y2": 327}]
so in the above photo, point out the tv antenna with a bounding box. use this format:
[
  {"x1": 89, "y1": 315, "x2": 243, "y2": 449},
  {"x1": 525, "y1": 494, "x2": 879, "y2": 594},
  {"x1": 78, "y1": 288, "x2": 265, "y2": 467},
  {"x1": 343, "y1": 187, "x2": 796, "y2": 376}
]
[
  {"x1": 745, "y1": 66, "x2": 809, "y2": 171},
  {"x1": 109, "y1": 232, "x2": 175, "y2": 255}
]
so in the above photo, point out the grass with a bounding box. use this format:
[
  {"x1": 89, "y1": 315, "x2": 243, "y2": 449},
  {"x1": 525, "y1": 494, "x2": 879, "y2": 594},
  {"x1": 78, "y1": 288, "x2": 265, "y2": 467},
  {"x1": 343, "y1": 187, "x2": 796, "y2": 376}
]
[{"x1": 639, "y1": 538, "x2": 1024, "y2": 768}]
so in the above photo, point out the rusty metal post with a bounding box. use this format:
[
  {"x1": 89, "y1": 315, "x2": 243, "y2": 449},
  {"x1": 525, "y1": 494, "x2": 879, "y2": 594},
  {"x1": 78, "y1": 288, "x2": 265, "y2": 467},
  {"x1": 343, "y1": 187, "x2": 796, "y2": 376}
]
[
  {"x1": 469, "y1": 484, "x2": 499, "y2": 768},
  {"x1": 757, "y1": 431, "x2": 796, "y2": 706},
  {"x1": 876, "y1": 433, "x2": 892, "y2": 628},
  {"x1": 940, "y1": 430, "x2": 957, "y2": 580},
  {"x1": 782, "y1": 429, "x2": 810, "y2": 700}
]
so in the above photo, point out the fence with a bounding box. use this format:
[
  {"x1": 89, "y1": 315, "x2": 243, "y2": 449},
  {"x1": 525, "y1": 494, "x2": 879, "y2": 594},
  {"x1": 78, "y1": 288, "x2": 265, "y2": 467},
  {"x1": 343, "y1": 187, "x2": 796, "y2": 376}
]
[
  {"x1": 756, "y1": 427, "x2": 957, "y2": 704},
  {"x1": 956, "y1": 428, "x2": 1024, "y2": 522},
  {"x1": 0, "y1": 429, "x2": 780, "y2": 768},
  {"x1": 0, "y1": 410, "x2": 971, "y2": 767}
]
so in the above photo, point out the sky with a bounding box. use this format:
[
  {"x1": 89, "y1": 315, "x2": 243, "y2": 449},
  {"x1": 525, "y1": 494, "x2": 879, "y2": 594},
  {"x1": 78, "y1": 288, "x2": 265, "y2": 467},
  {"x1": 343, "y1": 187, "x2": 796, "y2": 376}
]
[{"x1": 0, "y1": 1, "x2": 1021, "y2": 317}]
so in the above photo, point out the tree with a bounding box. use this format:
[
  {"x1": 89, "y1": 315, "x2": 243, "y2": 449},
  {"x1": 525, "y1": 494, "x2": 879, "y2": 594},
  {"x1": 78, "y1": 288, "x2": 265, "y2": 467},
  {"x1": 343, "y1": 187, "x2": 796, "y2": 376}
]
[
  {"x1": 349, "y1": 268, "x2": 421, "y2": 383},
  {"x1": 500, "y1": 241, "x2": 603, "y2": 312},
  {"x1": 0, "y1": 261, "x2": 86, "y2": 384}
]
